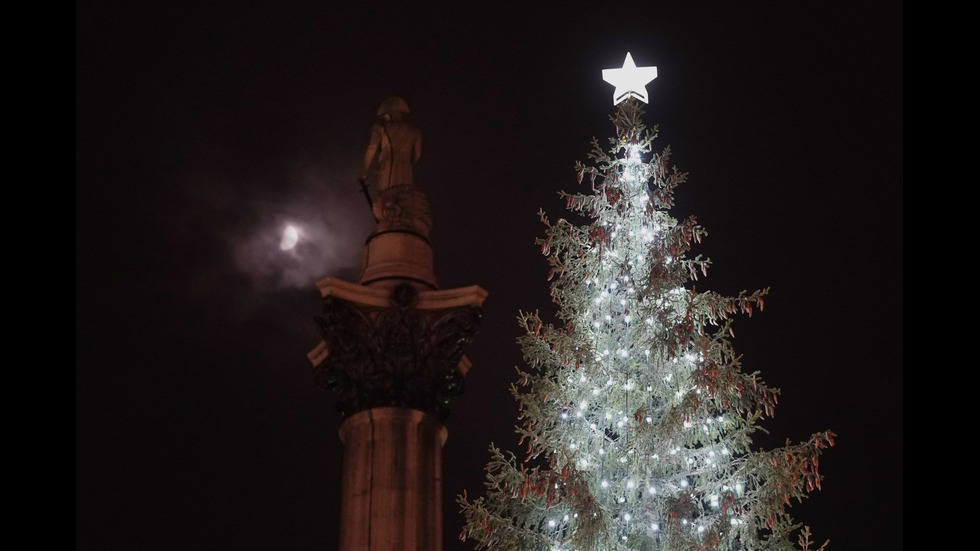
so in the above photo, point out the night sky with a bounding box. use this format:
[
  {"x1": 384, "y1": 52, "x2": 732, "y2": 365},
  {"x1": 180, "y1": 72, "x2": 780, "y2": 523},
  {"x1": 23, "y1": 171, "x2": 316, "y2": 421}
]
[{"x1": 77, "y1": 3, "x2": 902, "y2": 550}]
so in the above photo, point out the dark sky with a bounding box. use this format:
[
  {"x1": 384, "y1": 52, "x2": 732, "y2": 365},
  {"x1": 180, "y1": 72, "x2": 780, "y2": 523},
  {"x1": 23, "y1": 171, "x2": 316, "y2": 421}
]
[{"x1": 77, "y1": 3, "x2": 903, "y2": 550}]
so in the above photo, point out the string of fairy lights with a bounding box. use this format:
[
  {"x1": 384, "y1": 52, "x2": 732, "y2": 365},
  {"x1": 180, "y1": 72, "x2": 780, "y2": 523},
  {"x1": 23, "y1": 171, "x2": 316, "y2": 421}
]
[{"x1": 533, "y1": 137, "x2": 749, "y2": 547}]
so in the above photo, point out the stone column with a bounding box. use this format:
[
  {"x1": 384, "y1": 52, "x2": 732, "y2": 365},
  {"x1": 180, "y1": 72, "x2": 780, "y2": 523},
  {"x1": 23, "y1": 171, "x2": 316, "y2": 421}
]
[
  {"x1": 309, "y1": 277, "x2": 486, "y2": 551},
  {"x1": 337, "y1": 408, "x2": 447, "y2": 551}
]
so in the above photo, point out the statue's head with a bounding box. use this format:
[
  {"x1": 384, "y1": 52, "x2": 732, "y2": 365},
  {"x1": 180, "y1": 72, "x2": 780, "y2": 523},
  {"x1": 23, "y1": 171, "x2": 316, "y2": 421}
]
[{"x1": 377, "y1": 96, "x2": 410, "y2": 121}]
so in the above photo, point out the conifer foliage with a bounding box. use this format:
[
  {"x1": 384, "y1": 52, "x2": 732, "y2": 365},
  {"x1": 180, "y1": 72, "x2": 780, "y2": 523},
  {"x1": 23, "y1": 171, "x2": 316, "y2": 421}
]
[{"x1": 458, "y1": 99, "x2": 834, "y2": 551}]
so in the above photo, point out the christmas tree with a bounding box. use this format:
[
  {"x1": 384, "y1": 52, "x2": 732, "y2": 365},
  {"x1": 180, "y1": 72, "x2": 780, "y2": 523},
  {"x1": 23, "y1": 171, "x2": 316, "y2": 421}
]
[{"x1": 458, "y1": 59, "x2": 834, "y2": 551}]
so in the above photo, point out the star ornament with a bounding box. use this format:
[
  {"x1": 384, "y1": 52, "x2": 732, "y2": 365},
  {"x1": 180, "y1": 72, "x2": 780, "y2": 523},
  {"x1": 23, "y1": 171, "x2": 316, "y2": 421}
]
[{"x1": 602, "y1": 52, "x2": 658, "y2": 105}]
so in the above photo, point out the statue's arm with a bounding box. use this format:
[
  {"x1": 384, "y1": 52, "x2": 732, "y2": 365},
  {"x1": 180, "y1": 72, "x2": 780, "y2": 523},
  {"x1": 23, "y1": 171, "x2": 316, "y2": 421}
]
[
  {"x1": 360, "y1": 126, "x2": 382, "y2": 181},
  {"x1": 412, "y1": 131, "x2": 422, "y2": 164}
]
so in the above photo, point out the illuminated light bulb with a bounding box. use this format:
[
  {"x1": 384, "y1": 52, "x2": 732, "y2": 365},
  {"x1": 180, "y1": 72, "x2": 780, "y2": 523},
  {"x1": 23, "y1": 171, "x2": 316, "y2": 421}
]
[
  {"x1": 605, "y1": 315, "x2": 612, "y2": 321},
  {"x1": 591, "y1": 423, "x2": 597, "y2": 430},
  {"x1": 624, "y1": 513, "x2": 632, "y2": 522},
  {"x1": 549, "y1": 520, "x2": 556, "y2": 527},
  {"x1": 561, "y1": 412, "x2": 568, "y2": 419},
  {"x1": 605, "y1": 412, "x2": 612, "y2": 420},
  {"x1": 619, "y1": 496, "x2": 625, "y2": 502},
  {"x1": 593, "y1": 388, "x2": 600, "y2": 395},
  {"x1": 618, "y1": 349, "x2": 628, "y2": 357},
  {"x1": 722, "y1": 447, "x2": 730, "y2": 455},
  {"x1": 627, "y1": 480, "x2": 635, "y2": 489},
  {"x1": 610, "y1": 282, "x2": 618, "y2": 289},
  {"x1": 624, "y1": 315, "x2": 631, "y2": 323},
  {"x1": 681, "y1": 479, "x2": 689, "y2": 488},
  {"x1": 648, "y1": 486, "x2": 656, "y2": 494},
  {"x1": 646, "y1": 416, "x2": 652, "y2": 422},
  {"x1": 563, "y1": 515, "x2": 569, "y2": 521},
  {"x1": 698, "y1": 526, "x2": 705, "y2": 533},
  {"x1": 580, "y1": 401, "x2": 587, "y2": 409},
  {"x1": 576, "y1": 411, "x2": 583, "y2": 417},
  {"x1": 601, "y1": 480, "x2": 609, "y2": 488},
  {"x1": 652, "y1": 523, "x2": 660, "y2": 532}
]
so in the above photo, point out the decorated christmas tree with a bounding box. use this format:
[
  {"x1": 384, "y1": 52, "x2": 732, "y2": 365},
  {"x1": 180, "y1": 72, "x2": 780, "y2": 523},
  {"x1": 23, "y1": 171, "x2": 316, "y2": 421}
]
[{"x1": 458, "y1": 55, "x2": 834, "y2": 551}]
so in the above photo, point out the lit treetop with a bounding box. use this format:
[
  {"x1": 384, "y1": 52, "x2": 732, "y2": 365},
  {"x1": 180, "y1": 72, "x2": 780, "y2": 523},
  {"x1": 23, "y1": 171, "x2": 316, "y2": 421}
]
[{"x1": 458, "y1": 56, "x2": 834, "y2": 551}]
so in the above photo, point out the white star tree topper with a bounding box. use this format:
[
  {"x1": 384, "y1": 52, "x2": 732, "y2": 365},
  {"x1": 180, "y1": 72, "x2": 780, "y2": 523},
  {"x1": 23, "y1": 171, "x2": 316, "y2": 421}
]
[{"x1": 602, "y1": 52, "x2": 658, "y2": 105}]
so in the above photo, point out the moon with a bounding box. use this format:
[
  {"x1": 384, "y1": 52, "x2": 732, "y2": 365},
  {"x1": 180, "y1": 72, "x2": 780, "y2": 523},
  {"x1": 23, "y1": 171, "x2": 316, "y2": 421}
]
[{"x1": 280, "y1": 225, "x2": 299, "y2": 251}]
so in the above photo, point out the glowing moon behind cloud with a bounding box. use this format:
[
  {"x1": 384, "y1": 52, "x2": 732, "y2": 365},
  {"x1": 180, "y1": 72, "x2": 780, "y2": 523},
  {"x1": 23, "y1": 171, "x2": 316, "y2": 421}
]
[{"x1": 280, "y1": 225, "x2": 299, "y2": 251}]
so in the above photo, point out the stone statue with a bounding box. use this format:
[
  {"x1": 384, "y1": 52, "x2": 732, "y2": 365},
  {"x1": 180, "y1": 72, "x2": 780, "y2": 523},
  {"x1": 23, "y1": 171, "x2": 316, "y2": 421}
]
[
  {"x1": 359, "y1": 96, "x2": 422, "y2": 191},
  {"x1": 359, "y1": 97, "x2": 432, "y2": 236}
]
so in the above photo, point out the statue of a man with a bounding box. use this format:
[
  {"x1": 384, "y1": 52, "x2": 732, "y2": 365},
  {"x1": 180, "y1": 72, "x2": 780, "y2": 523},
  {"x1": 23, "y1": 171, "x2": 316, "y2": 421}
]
[
  {"x1": 359, "y1": 96, "x2": 422, "y2": 192},
  {"x1": 358, "y1": 97, "x2": 431, "y2": 236}
]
